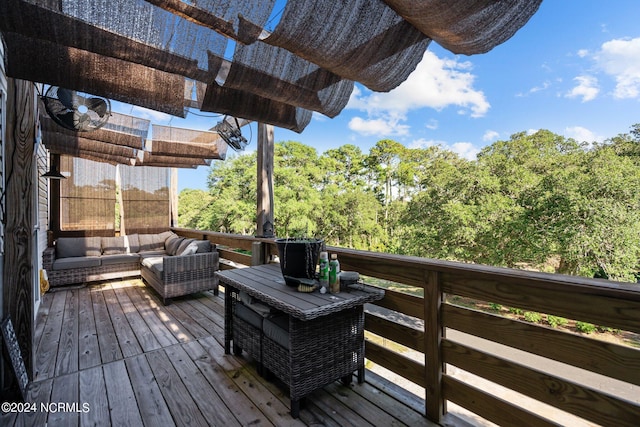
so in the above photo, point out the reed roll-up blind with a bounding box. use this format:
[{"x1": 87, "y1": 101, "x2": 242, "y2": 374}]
[
  {"x1": 119, "y1": 165, "x2": 171, "y2": 232},
  {"x1": 59, "y1": 156, "x2": 117, "y2": 231}
]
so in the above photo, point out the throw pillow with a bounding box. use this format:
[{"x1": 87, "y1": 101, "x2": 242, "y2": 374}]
[
  {"x1": 176, "y1": 238, "x2": 195, "y2": 255},
  {"x1": 178, "y1": 241, "x2": 199, "y2": 256},
  {"x1": 165, "y1": 235, "x2": 184, "y2": 255}
]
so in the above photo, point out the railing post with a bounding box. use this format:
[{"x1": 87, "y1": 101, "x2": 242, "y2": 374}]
[
  {"x1": 251, "y1": 241, "x2": 265, "y2": 266},
  {"x1": 424, "y1": 270, "x2": 445, "y2": 421}
]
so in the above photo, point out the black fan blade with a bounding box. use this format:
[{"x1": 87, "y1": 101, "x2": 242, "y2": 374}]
[
  {"x1": 86, "y1": 97, "x2": 108, "y2": 117},
  {"x1": 57, "y1": 111, "x2": 76, "y2": 130},
  {"x1": 56, "y1": 88, "x2": 75, "y2": 110}
]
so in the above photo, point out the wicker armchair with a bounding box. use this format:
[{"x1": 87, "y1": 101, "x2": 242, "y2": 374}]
[{"x1": 140, "y1": 251, "x2": 219, "y2": 305}]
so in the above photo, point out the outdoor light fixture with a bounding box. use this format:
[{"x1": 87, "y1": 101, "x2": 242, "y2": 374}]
[
  {"x1": 41, "y1": 168, "x2": 66, "y2": 180},
  {"x1": 216, "y1": 116, "x2": 247, "y2": 151}
]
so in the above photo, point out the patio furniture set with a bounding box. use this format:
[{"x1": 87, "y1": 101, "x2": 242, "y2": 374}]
[
  {"x1": 217, "y1": 263, "x2": 385, "y2": 418},
  {"x1": 42, "y1": 231, "x2": 219, "y2": 304},
  {"x1": 43, "y1": 234, "x2": 384, "y2": 417}
]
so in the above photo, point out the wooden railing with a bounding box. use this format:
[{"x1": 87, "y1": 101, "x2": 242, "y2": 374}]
[{"x1": 173, "y1": 228, "x2": 640, "y2": 426}]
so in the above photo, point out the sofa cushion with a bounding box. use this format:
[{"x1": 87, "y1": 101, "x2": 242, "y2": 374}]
[
  {"x1": 141, "y1": 256, "x2": 164, "y2": 277},
  {"x1": 52, "y1": 256, "x2": 102, "y2": 270},
  {"x1": 158, "y1": 230, "x2": 174, "y2": 242},
  {"x1": 138, "y1": 233, "x2": 166, "y2": 253},
  {"x1": 126, "y1": 234, "x2": 140, "y2": 253},
  {"x1": 239, "y1": 291, "x2": 272, "y2": 316},
  {"x1": 194, "y1": 240, "x2": 212, "y2": 253},
  {"x1": 101, "y1": 236, "x2": 126, "y2": 255},
  {"x1": 57, "y1": 237, "x2": 102, "y2": 258},
  {"x1": 165, "y1": 235, "x2": 185, "y2": 256},
  {"x1": 138, "y1": 251, "x2": 167, "y2": 259},
  {"x1": 263, "y1": 315, "x2": 290, "y2": 350},
  {"x1": 100, "y1": 253, "x2": 140, "y2": 265},
  {"x1": 234, "y1": 302, "x2": 265, "y2": 329}
]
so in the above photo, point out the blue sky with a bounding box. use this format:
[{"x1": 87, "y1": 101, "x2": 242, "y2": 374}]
[{"x1": 113, "y1": 1, "x2": 640, "y2": 192}]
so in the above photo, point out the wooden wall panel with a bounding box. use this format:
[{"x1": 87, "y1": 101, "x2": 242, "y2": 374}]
[{"x1": 3, "y1": 78, "x2": 36, "y2": 390}]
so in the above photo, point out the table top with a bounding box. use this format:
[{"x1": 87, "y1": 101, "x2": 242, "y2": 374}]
[{"x1": 216, "y1": 264, "x2": 385, "y2": 320}]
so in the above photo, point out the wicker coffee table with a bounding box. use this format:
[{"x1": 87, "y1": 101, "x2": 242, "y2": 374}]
[{"x1": 217, "y1": 263, "x2": 384, "y2": 418}]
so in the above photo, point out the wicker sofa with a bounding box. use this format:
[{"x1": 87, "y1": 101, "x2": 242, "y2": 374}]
[{"x1": 43, "y1": 231, "x2": 219, "y2": 304}]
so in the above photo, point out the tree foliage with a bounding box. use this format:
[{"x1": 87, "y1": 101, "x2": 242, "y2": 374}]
[{"x1": 179, "y1": 125, "x2": 640, "y2": 282}]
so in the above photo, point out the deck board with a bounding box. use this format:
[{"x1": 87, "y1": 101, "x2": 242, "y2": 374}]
[
  {"x1": 79, "y1": 365, "x2": 109, "y2": 426},
  {"x1": 91, "y1": 286, "x2": 123, "y2": 364},
  {"x1": 113, "y1": 284, "x2": 162, "y2": 353},
  {"x1": 125, "y1": 354, "x2": 176, "y2": 427},
  {"x1": 78, "y1": 287, "x2": 101, "y2": 370},
  {"x1": 9, "y1": 279, "x2": 433, "y2": 426},
  {"x1": 145, "y1": 349, "x2": 209, "y2": 426},
  {"x1": 34, "y1": 291, "x2": 66, "y2": 381},
  {"x1": 103, "y1": 360, "x2": 144, "y2": 427},
  {"x1": 102, "y1": 287, "x2": 143, "y2": 358},
  {"x1": 55, "y1": 290, "x2": 79, "y2": 376}
]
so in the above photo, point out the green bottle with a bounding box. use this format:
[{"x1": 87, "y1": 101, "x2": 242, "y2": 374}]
[
  {"x1": 319, "y1": 251, "x2": 329, "y2": 294},
  {"x1": 329, "y1": 253, "x2": 340, "y2": 293}
]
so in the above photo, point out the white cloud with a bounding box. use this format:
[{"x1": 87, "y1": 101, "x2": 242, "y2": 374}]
[
  {"x1": 483, "y1": 130, "x2": 500, "y2": 142},
  {"x1": 564, "y1": 126, "x2": 603, "y2": 144},
  {"x1": 348, "y1": 116, "x2": 409, "y2": 137},
  {"x1": 566, "y1": 75, "x2": 599, "y2": 102},
  {"x1": 425, "y1": 119, "x2": 438, "y2": 130},
  {"x1": 131, "y1": 105, "x2": 172, "y2": 122},
  {"x1": 577, "y1": 49, "x2": 589, "y2": 58},
  {"x1": 451, "y1": 142, "x2": 480, "y2": 160},
  {"x1": 410, "y1": 138, "x2": 479, "y2": 160},
  {"x1": 346, "y1": 50, "x2": 489, "y2": 137},
  {"x1": 518, "y1": 80, "x2": 551, "y2": 97},
  {"x1": 595, "y1": 37, "x2": 640, "y2": 99}
]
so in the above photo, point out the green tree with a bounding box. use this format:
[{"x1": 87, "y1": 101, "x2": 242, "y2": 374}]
[
  {"x1": 273, "y1": 141, "x2": 322, "y2": 237},
  {"x1": 177, "y1": 189, "x2": 213, "y2": 229}
]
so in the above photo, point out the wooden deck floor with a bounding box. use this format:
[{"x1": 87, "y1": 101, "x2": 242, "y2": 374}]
[{"x1": 2, "y1": 279, "x2": 436, "y2": 426}]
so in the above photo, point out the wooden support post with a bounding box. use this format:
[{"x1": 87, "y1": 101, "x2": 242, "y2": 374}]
[
  {"x1": 256, "y1": 123, "x2": 274, "y2": 238},
  {"x1": 170, "y1": 167, "x2": 178, "y2": 228},
  {"x1": 424, "y1": 270, "x2": 445, "y2": 421},
  {"x1": 251, "y1": 241, "x2": 264, "y2": 266},
  {"x1": 2, "y1": 78, "x2": 35, "y2": 395},
  {"x1": 49, "y1": 153, "x2": 61, "y2": 240}
]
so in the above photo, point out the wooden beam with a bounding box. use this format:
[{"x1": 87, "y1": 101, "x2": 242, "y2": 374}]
[
  {"x1": 256, "y1": 123, "x2": 274, "y2": 238},
  {"x1": 2, "y1": 78, "x2": 35, "y2": 396}
]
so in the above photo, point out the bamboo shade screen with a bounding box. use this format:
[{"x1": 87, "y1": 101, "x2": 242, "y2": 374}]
[
  {"x1": 263, "y1": 0, "x2": 431, "y2": 93},
  {"x1": 59, "y1": 156, "x2": 117, "y2": 231},
  {"x1": 221, "y1": 42, "x2": 354, "y2": 118},
  {"x1": 0, "y1": 0, "x2": 541, "y2": 137},
  {"x1": 150, "y1": 124, "x2": 228, "y2": 160},
  {"x1": 119, "y1": 165, "x2": 170, "y2": 232}
]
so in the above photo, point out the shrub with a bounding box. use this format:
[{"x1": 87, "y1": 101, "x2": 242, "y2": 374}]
[
  {"x1": 596, "y1": 325, "x2": 621, "y2": 334},
  {"x1": 489, "y1": 302, "x2": 502, "y2": 311},
  {"x1": 509, "y1": 307, "x2": 524, "y2": 316},
  {"x1": 523, "y1": 311, "x2": 543, "y2": 323},
  {"x1": 575, "y1": 321, "x2": 597, "y2": 334},
  {"x1": 547, "y1": 315, "x2": 568, "y2": 328}
]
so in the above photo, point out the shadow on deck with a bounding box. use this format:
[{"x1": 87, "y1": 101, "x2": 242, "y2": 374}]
[{"x1": 2, "y1": 279, "x2": 441, "y2": 426}]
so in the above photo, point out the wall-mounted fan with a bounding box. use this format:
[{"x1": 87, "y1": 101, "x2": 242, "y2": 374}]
[
  {"x1": 216, "y1": 116, "x2": 248, "y2": 151},
  {"x1": 42, "y1": 86, "x2": 111, "y2": 132}
]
